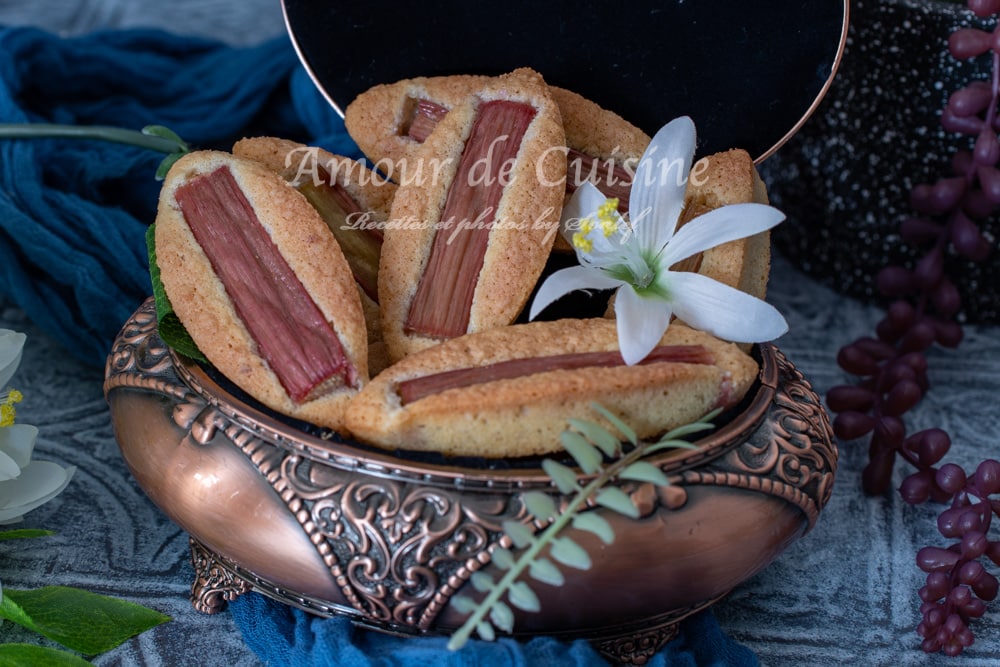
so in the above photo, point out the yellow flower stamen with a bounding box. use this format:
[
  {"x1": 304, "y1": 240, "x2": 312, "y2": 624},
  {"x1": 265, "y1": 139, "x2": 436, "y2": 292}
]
[
  {"x1": 1, "y1": 388, "x2": 22, "y2": 427},
  {"x1": 572, "y1": 217, "x2": 595, "y2": 253},
  {"x1": 597, "y1": 198, "x2": 620, "y2": 237}
]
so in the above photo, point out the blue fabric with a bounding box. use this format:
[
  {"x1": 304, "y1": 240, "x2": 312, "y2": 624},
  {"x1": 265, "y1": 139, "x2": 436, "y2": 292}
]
[
  {"x1": 230, "y1": 592, "x2": 758, "y2": 667},
  {"x1": 0, "y1": 26, "x2": 359, "y2": 366},
  {"x1": 0, "y1": 26, "x2": 758, "y2": 666}
]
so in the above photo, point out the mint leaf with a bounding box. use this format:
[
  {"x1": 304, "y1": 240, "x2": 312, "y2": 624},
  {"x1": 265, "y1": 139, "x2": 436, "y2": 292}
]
[
  {"x1": 0, "y1": 644, "x2": 92, "y2": 667},
  {"x1": 146, "y1": 224, "x2": 207, "y2": 363},
  {"x1": 0, "y1": 586, "x2": 170, "y2": 656}
]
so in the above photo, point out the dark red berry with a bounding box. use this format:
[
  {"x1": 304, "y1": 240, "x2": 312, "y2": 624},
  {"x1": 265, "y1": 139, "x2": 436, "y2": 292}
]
[
  {"x1": 833, "y1": 411, "x2": 876, "y2": 440},
  {"x1": 937, "y1": 464, "x2": 968, "y2": 495},
  {"x1": 949, "y1": 28, "x2": 993, "y2": 58},
  {"x1": 877, "y1": 265, "x2": 914, "y2": 296},
  {"x1": 826, "y1": 385, "x2": 875, "y2": 412},
  {"x1": 973, "y1": 460, "x2": 1000, "y2": 495},
  {"x1": 917, "y1": 545, "x2": 961, "y2": 572}
]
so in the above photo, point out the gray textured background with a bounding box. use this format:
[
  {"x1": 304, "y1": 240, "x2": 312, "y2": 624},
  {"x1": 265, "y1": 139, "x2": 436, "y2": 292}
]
[{"x1": 1, "y1": 1, "x2": 999, "y2": 665}]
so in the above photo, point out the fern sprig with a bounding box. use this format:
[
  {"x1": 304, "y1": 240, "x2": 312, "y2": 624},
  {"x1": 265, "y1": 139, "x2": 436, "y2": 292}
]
[{"x1": 446, "y1": 405, "x2": 717, "y2": 650}]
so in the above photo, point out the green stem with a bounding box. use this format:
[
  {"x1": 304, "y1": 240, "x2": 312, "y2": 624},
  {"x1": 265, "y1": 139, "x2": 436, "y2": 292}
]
[{"x1": 0, "y1": 123, "x2": 182, "y2": 154}]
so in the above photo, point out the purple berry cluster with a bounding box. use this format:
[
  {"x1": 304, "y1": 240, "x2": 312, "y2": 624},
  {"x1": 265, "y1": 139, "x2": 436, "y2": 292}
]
[
  {"x1": 826, "y1": 0, "x2": 999, "y2": 656},
  {"x1": 911, "y1": 456, "x2": 1000, "y2": 655}
]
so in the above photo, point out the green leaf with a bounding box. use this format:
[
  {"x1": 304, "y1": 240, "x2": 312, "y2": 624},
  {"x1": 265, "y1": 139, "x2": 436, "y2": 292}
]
[
  {"x1": 449, "y1": 594, "x2": 477, "y2": 615},
  {"x1": 560, "y1": 430, "x2": 602, "y2": 474},
  {"x1": 147, "y1": 224, "x2": 206, "y2": 363},
  {"x1": 619, "y1": 461, "x2": 670, "y2": 486},
  {"x1": 572, "y1": 512, "x2": 615, "y2": 545},
  {"x1": 549, "y1": 536, "x2": 592, "y2": 570},
  {"x1": 154, "y1": 152, "x2": 184, "y2": 181},
  {"x1": 595, "y1": 487, "x2": 639, "y2": 519},
  {"x1": 507, "y1": 581, "x2": 541, "y2": 613},
  {"x1": 541, "y1": 459, "x2": 579, "y2": 495},
  {"x1": 528, "y1": 558, "x2": 565, "y2": 586},
  {"x1": 141, "y1": 126, "x2": 189, "y2": 182},
  {"x1": 590, "y1": 403, "x2": 636, "y2": 444},
  {"x1": 489, "y1": 600, "x2": 515, "y2": 633},
  {"x1": 661, "y1": 420, "x2": 715, "y2": 440},
  {"x1": 470, "y1": 571, "x2": 495, "y2": 593},
  {"x1": 567, "y1": 418, "x2": 621, "y2": 457},
  {"x1": 0, "y1": 644, "x2": 92, "y2": 667},
  {"x1": 0, "y1": 529, "x2": 54, "y2": 541},
  {"x1": 491, "y1": 547, "x2": 515, "y2": 571},
  {"x1": 502, "y1": 520, "x2": 535, "y2": 549},
  {"x1": 0, "y1": 586, "x2": 170, "y2": 656},
  {"x1": 141, "y1": 124, "x2": 188, "y2": 148},
  {"x1": 645, "y1": 410, "x2": 719, "y2": 454},
  {"x1": 522, "y1": 491, "x2": 557, "y2": 522},
  {"x1": 476, "y1": 621, "x2": 496, "y2": 642},
  {"x1": 644, "y1": 439, "x2": 700, "y2": 456}
]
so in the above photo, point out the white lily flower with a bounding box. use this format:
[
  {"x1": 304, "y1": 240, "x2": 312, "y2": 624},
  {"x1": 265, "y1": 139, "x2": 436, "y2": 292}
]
[
  {"x1": 530, "y1": 116, "x2": 788, "y2": 364},
  {"x1": 0, "y1": 423, "x2": 76, "y2": 524},
  {"x1": 0, "y1": 329, "x2": 75, "y2": 524}
]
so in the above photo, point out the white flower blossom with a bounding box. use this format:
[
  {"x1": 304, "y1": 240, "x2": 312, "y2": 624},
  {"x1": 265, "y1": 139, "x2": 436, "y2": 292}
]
[
  {"x1": 530, "y1": 116, "x2": 788, "y2": 364},
  {"x1": 0, "y1": 329, "x2": 75, "y2": 524}
]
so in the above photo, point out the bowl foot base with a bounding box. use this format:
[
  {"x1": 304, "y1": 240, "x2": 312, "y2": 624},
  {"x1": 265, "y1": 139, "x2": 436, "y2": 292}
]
[
  {"x1": 592, "y1": 623, "x2": 679, "y2": 665},
  {"x1": 190, "y1": 538, "x2": 253, "y2": 615},
  {"x1": 588, "y1": 593, "x2": 724, "y2": 666}
]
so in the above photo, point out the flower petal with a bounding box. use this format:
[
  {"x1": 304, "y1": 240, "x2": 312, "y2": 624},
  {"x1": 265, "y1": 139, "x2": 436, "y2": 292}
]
[
  {"x1": 666, "y1": 271, "x2": 788, "y2": 343},
  {"x1": 0, "y1": 330, "x2": 26, "y2": 389},
  {"x1": 628, "y1": 117, "x2": 696, "y2": 252},
  {"x1": 613, "y1": 286, "x2": 674, "y2": 365},
  {"x1": 560, "y1": 182, "x2": 608, "y2": 243},
  {"x1": 529, "y1": 266, "x2": 624, "y2": 319},
  {"x1": 0, "y1": 424, "x2": 37, "y2": 472},
  {"x1": 659, "y1": 203, "x2": 785, "y2": 266},
  {"x1": 0, "y1": 449, "x2": 20, "y2": 481},
  {"x1": 560, "y1": 183, "x2": 629, "y2": 266},
  {"x1": 0, "y1": 461, "x2": 76, "y2": 524}
]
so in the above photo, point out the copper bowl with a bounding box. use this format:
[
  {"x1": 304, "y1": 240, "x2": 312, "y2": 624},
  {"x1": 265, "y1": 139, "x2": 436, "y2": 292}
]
[{"x1": 105, "y1": 298, "x2": 836, "y2": 665}]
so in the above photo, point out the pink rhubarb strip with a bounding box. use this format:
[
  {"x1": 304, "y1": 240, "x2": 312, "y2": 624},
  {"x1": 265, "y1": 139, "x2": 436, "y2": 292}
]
[
  {"x1": 397, "y1": 344, "x2": 714, "y2": 405},
  {"x1": 404, "y1": 99, "x2": 537, "y2": 339},
  {"x1": 176, "y1": 166, "x2": 356, "y2": 403}
]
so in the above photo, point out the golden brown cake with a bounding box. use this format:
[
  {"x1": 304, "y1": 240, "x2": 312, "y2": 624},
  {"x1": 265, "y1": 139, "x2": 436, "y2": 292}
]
[
  {"x1": 233, "y1": 136, "x2": 397, "y2": 373},
  {"x1": 155, "y1": 150, "x2": 368, "y2": 430},
  {"x1": 344, "y1": 319, "x2": 757, "y2": 458},
  {"x1": 680, "y1": 148, "x2": 772, "y2": 300},
  {"x1": 377, "y1": 68, "x2": 567, "y2": 362},
  {"x1": 344, "y1": 73, "x2": 649, "y2": 255}
]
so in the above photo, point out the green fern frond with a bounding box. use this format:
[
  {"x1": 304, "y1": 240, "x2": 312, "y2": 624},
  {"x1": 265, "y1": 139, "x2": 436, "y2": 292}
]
[{"x1": 446, "y1": 404, "x2": 716, "y2": 651}]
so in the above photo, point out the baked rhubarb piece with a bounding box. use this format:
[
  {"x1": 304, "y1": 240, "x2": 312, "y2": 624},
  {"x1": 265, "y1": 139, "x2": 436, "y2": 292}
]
[
  {"x1": 378, "y1": 68, "x2": 567, "y2": 361},
  {"x1": 154, "y1": 150, "x2": 368, "y2": 430},
  {"x1": 232, "y1": 136, "x2": 396, "y2": 373},
  {"x1": 344, "y1": 319, "x2": 757, "y2": 458},
  {"x1": 343, "y1": 73, "x2": 649, "y2": 218},
  {"x1": 679, "y1": 148, "x2": 773, "y2": 301}
]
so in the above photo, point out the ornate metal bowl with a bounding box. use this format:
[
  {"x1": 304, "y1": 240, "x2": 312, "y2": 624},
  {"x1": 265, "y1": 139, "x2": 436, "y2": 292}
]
[{"x1": 105, "y1": 298, "x2": 836, "y2": 665}]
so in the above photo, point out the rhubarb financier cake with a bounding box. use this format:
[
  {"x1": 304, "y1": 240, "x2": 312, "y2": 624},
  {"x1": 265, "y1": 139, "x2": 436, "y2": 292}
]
[
  {"x1": 377, "y1": 68, "x2": 567, "y2": 362},
  {"x1": 344, "y1": 319, "x2": 757, "y2": 458},
  {"x1": 154, "y1": 150, "x2": 369, "y2": 431},
  {"x1": 232, "y1": 136, "x2": 395, "y2": 373}
]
